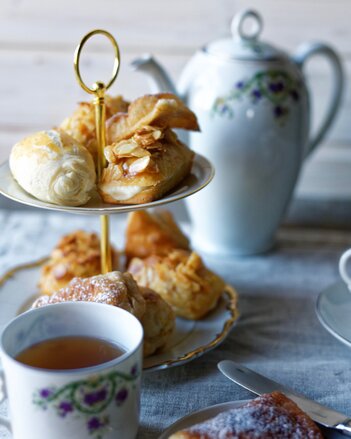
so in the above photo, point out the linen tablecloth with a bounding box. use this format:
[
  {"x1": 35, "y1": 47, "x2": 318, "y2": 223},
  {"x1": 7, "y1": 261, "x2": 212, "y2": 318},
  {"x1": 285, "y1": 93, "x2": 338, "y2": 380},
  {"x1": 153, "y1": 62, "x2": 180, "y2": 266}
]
[{"x1": 1, "y1": 210, "x2": 351, "y2": 438}]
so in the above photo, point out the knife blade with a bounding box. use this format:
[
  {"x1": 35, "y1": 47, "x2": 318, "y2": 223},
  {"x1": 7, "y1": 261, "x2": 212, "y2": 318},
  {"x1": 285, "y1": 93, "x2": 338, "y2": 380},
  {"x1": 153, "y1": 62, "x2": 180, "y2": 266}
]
[{"x1": 218, "y1": 360, "x2": 351, "y2": 436}]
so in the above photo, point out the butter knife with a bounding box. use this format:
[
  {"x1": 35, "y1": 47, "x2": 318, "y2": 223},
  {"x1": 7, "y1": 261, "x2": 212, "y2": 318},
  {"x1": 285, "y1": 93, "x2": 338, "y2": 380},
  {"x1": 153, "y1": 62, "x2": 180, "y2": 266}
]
[{"x1": 218, "y1": 360, "x2": 351, "y2": 436}]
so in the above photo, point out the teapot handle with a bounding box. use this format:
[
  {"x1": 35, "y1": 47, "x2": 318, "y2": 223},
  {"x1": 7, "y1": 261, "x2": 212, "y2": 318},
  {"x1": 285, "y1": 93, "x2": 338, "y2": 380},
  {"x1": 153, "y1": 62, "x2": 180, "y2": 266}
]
[{"x1": 292, "y1": 42, "x2": 344, "y2": 157}]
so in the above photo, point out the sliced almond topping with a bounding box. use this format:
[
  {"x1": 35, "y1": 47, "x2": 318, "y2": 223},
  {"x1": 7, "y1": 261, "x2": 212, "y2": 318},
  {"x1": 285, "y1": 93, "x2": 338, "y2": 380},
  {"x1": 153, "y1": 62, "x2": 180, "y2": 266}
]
[{"x1": 128, "y1": 156, "x2": 151, "y2": 175}]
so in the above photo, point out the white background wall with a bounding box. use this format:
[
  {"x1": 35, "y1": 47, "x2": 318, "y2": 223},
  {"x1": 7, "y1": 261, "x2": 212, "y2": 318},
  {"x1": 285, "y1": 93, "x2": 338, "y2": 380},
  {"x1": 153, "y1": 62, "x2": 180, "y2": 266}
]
[{"x1": 0, "y1": 0, "x2": 350, "y2": 199}]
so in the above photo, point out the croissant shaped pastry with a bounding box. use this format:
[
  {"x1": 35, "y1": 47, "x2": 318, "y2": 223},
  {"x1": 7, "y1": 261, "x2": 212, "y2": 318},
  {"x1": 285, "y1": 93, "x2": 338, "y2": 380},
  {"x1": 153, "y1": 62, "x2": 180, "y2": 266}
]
[
  {"x1": 99, "y1": 93, "x2": 198, "y2": 205},
  {"x1": 10, "y1": 129, "x2": 96, "y2": 206},
  {"x1": 128, "y1": 249, "x2": 225, "y2": 319},
  {"x1": 125, "y1": 210, "x2": 190, "y2": 261},
  {"x1": 169, "y1": 392, "x2": 323, "y2": 439},
  {"x1": 39, "y1": 230, "x2": 119, "y2": 295}
]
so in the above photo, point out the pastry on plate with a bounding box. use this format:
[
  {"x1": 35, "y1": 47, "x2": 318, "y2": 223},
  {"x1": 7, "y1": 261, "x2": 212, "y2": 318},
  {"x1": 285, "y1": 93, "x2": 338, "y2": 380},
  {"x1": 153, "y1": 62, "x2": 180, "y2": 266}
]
[
  {"x1": 125, "y1": 210, "x2": 189, "y2": 261},
  {"x1": 128, "y1": 249, "x2": 225, "y2": 320},
  {"x1": 33, "y1": 271, "x2": 146, "y2": 320},
  {"x1": 107, "y1": 93, "x2": 199, "y2": 142},
  {"x1": 60, "y1": 95, "x2": 129, "y2": 161},
  {"x1": 9, "y1": 129, "x2": 96, "y2": 206},
  {"x1": 39, "y1": 230, "x2": 118, "y2": 295},
  {"x1": 33, "y1": 271, "x2": 175, "y2": 358},
  {"x1": 140, "y1": 287, "x2": 175, "y2": 357},
  {"x1": 99, "y1": 93, "x2": 199, "y2": 204},
  {"x1": 169, "y1": 392, "x2": 323, "y2": 439}
]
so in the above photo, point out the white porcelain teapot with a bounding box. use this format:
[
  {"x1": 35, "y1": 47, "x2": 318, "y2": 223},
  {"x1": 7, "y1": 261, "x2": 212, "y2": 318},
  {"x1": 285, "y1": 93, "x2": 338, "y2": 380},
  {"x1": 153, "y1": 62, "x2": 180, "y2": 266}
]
[{"x1": 132, "y1": 9, "x2": 344, "y2": 256}]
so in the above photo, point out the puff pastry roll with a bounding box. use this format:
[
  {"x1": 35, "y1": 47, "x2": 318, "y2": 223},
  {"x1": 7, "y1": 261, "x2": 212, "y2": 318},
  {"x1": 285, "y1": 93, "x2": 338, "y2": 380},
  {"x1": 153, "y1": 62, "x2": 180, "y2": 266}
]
[
  {"x1": 125, "y1": 210, "x2": 190, "y2": 261},
  {"x1": 169, "y1": 392, "x2": 323, "y2": 438},
  {"x1": 128, "y1": 249, "x2": 225, "y2": 319},
  {"x1": 10, "y1": 129, "x2": 96, "y2": 206}
]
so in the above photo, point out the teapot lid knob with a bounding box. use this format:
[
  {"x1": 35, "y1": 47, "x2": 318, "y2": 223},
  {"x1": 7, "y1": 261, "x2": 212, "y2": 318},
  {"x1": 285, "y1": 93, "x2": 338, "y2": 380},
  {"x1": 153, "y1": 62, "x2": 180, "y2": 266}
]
[{"x1": 231, "y1": 9, "x2": 263, "y2": 41}]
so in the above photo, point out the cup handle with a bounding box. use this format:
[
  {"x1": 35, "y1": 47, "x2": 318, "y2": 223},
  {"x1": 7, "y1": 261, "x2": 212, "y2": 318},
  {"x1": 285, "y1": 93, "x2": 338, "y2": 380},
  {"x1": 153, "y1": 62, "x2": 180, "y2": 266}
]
[
  {"x1": 0, "y1": 370, "x2": 11, "y2": 431},
  {"x1": 292, "y1": 41, "x2": 344, "y2": 157},
  {"x1": 339, "y1": 249, "x2": 351, "y2": 290}
]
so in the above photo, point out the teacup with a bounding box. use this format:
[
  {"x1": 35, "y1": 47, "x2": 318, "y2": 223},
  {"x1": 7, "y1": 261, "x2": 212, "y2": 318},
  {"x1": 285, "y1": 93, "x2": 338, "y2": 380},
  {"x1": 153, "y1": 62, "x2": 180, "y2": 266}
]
[
  {"x1": 339, "y1": 248, "x2": 351, "y2": 290},
  {"x1": 0, "y1": 302, "x2": 143, "y2": 439}
]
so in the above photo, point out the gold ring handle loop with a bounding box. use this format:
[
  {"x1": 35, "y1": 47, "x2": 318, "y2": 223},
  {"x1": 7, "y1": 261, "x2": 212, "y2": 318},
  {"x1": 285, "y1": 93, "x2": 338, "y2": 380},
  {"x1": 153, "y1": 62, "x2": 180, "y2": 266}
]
[{"x1": 74, "y1": 29, "x2": 120, "y2": 94}]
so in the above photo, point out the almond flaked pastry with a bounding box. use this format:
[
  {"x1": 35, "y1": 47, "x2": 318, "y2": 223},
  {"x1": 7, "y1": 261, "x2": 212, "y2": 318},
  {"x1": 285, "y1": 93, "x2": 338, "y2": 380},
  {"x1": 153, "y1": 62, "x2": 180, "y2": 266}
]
[{"x1": 107, "y1": 93, "x2": 200, "y2": 143}]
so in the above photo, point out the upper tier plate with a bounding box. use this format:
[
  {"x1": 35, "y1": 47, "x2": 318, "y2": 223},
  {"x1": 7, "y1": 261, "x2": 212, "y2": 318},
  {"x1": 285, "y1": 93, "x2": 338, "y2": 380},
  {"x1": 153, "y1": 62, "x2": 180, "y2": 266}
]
[{"x1": 0, "y1": 153, "x2": 214, "y2": 215}]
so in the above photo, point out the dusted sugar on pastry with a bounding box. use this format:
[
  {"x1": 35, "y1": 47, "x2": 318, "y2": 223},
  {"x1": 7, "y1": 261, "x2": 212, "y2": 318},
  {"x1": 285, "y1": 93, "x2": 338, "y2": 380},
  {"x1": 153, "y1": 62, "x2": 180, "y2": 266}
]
[
  {"x1": 34, "y1": 270, "x2": 175, "y2": 358},
  {"x1": 140, "y1": 287, "x2": 175, "y2": 357},
  {"x1": 60, "y1": 95, "x2": 129, "y2": 161},
  {"x1": 170, "y1": 392, "x2": 323, "y2": 439},
  {"x1": 9, "y1": 129, "x2": 96, "y2": 206},
  {"x1": 125, "y1": 210, "x2": 189, "y2": 261},
  {"x1": 33, "y1": 271, "x2": 146, "y2": 320},
  {"x1": 39, "y1": 230, "x2": 119, "y2": 295},
  {"x1": 99, "y1": 93, "x2": 199, "y2": 204},
  {"x1": 129, "y1": 249, "x2": 225, "y2": 319}
]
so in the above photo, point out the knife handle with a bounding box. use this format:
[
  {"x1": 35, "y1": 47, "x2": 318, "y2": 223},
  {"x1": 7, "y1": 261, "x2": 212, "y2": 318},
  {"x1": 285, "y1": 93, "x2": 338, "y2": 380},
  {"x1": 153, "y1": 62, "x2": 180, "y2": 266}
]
[{"x1": 336, "y1": 420, "x2": 351, "y2": 436}]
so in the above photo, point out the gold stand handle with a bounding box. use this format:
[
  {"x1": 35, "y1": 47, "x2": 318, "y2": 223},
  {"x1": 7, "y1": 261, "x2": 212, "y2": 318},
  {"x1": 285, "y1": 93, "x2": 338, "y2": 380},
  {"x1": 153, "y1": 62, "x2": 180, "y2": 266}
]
[{"x1": 73, "y1": 29, "x2": 121, "y2": 274}]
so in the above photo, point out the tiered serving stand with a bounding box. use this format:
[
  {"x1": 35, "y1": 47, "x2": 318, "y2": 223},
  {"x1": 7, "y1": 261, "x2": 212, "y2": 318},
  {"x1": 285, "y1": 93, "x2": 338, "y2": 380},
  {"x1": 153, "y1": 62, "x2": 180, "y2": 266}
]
[{"x1": 0, "y1": 30, "x2": 238, "y2": 371}]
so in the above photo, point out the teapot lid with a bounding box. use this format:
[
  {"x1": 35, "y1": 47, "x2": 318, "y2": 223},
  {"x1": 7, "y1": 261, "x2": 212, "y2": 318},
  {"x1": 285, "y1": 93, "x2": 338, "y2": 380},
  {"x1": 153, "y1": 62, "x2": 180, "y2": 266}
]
[{"x1": 205, "y1": 10, "x2": 285, "y2": 61}]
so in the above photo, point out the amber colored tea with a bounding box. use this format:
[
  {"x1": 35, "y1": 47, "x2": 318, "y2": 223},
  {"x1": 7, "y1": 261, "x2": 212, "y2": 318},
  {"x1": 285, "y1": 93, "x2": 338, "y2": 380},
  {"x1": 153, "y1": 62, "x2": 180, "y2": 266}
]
[{"x1": 15, "y1": 336, "x2": 125, "y2": 370}]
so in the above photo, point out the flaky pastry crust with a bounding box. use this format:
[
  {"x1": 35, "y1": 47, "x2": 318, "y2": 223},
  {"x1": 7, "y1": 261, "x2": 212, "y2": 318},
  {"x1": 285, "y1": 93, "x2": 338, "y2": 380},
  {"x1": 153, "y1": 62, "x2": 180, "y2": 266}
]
[
  {"x1": 128, "y1": 250, "x2": 225, "y2": 319},
  {"x1": 60, "y1": 95, "x2": 129, "y2": 161},
  {"x1": 107, "y1": 93, "x2": 200, "y2": 143},
  {"x1": 125, "y1": 210, "x2": 189, "y2": 261},
  {"x1": 39, "y1": 230, "x2": 118, "y2": 295}
]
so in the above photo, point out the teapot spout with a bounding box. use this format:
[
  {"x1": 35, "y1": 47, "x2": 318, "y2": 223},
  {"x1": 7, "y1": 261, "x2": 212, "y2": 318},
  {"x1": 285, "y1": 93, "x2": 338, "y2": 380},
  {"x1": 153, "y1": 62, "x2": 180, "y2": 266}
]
[{"x1": 131, "y1": 54, "x2": 178, "y2": 95}]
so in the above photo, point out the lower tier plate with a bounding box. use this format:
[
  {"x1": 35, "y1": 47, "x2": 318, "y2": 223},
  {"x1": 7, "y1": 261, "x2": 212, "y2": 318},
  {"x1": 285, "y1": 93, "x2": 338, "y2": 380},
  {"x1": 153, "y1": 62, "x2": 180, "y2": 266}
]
[{"x1": 0, "y1": 259, "x2": 239, "y2": 372}]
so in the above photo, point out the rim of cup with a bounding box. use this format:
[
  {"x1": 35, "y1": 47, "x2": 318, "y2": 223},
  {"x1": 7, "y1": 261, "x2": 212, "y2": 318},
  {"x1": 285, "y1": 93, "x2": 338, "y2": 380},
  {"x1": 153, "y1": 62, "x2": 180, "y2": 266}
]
[{"x1": 0, "y1": 301, "x2": 144, "y2": 375}]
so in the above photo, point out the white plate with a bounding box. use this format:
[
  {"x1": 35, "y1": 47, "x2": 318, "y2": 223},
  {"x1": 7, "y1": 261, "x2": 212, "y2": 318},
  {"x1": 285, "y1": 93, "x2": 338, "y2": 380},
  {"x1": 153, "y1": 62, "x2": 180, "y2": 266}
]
[
  {"x1": 0, "y1": 260, "x2": 239, "y2": 372},
  {"x1": 160, "y1": 399, "x2": 342, "y2": 439},
  {"x1": 316, "y1": 280, "x2": 351, "y2": 348},
  {"x1": 0, "y1": 154, "x2": 214, "y2": 215}
]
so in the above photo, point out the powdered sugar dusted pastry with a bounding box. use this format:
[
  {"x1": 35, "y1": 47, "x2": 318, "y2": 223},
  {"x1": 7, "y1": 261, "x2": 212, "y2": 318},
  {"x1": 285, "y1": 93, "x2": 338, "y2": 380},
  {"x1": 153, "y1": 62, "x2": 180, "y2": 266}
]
[
  {"x1": 39, "y1": 230, "x2": 119, "y2": 295},
  {"x1": 170, "y1": 392, "x2": 323, "y2": 439},
  {"x1": 33, "y1": 271, "x2": 146, "y2": 320},
  {"x1": 125, "y1": 210, "x2": 189, "y2": 261},
  {"x1": 9, "y1": 129, "x2": 96, "y2": 206},
  {"x1": 140, "y1": 287, "x2": 175, "y2": 357},
  {"x1": 128, "y1": 250, "x2": 225, "y2": 320},
  {"x1": 60, "y1": 95, "x2": 129, "y2": 161}
]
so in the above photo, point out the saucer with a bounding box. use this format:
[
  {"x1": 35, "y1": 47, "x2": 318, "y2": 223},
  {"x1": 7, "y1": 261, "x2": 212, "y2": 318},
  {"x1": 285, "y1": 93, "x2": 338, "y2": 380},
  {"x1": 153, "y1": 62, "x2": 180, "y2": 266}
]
[{"x1": 316, "y1": 281, "x2": 351, "y2": 348}]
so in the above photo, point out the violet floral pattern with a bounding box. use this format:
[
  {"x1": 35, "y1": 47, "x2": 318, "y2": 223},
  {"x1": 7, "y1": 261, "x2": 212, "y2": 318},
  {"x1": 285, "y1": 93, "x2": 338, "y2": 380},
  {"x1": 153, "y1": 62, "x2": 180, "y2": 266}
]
[
  {"x1": 211, "y1": 70, "x2": 301, "y2": 122},
  {"x1": 32, "y1": 364, "x2": 139, "y2": 439}
]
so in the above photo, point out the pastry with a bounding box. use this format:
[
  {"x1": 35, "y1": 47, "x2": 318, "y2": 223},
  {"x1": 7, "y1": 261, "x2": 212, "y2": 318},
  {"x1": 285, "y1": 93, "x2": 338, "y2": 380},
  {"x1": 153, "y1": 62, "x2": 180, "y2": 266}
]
[
  {"x1": 100, "y1": 128, "x2": 194, "y2": 204},
  {"x1": 128, "y1": 249, "x2": 225, "y2": 319},
  {"x1": 140, "y1": 287, "x2": 175, "y2": 357},
  {"x1": 125, "y1": 210, "x2": 189, "y2": 261},
  {"x1": 106, "y1": 93, "x2": 199, "y2": 142},
  {"x1": 9, "y1": 129, "x2": 96, "y2": 206},
  {"x1": 60, "y1": 95, "x2": 129, "y2": 161},
  {"x1": 33, "y1": 271, "x2": 146, "y2": 320},
  {"x1": 33, "y1": 271, "x2": 175, "y2": 358},
  {"x1": 170, "y1": 392, "x2": 323, "y2": 439},
  {"x1": 39, "y1": 230, "x2": 118, "y2": 295},
  {"x1": 99, "y1": 94, "x2": 198, "y2": 205}
]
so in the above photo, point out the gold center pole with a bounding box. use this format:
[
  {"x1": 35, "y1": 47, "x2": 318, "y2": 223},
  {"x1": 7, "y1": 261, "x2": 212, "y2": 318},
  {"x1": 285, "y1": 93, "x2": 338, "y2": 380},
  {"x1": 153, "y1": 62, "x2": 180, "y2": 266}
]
[{"x1": 73, "y1": 30, "x2": 121, "y2": 274}]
